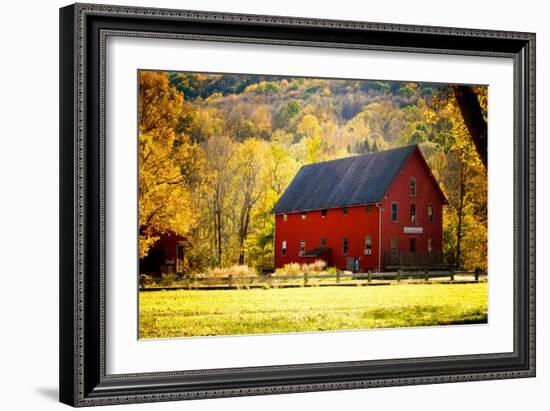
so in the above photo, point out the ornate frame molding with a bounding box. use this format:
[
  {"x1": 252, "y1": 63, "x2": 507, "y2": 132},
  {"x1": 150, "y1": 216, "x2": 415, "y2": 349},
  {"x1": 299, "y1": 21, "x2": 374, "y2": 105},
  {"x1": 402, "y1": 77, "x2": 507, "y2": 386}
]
[{"x1": 60, "y1": 3, "x2": 535, "y2": 407}]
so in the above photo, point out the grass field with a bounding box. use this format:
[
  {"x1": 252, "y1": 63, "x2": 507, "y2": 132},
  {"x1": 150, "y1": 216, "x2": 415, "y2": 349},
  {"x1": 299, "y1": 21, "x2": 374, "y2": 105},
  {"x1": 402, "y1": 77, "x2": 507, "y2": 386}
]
[{"x1": 139, "y1": 283, "x2": 488, "y2": 338}]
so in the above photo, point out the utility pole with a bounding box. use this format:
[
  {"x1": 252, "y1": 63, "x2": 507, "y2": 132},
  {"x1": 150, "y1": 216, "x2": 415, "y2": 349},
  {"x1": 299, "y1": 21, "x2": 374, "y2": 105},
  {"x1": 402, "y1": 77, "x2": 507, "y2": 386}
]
[{"x1": 375, "y1": 203, "x2": 384, "y2": 273}]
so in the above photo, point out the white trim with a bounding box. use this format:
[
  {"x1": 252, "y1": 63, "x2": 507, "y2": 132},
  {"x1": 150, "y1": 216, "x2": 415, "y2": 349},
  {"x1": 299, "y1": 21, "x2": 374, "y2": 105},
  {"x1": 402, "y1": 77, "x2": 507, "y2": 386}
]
[
  {"x1": 409, "y1": 176, "x2": 417, "y2": 197},
  {"x1": 391, "y1": 201, "x2": 398, "y2": 223}
]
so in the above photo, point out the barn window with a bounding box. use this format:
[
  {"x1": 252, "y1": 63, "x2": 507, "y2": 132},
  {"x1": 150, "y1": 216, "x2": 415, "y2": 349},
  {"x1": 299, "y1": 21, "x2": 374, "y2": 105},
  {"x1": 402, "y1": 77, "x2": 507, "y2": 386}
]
[
  {"x1": 342, "y1": 238, "x2": 348, "y2": 256},
  {"x1": 299, "y1": 240, "x2": 306, "y2": 255},
  {"x1": 364, "y1": 235, "x2": 372, "y2": 255},
  {"x1": 410, "y1": 203, "x2": 416, "y2": 223},
  {"x1": 321, "y1": 209, "x2": 327, "y2": 218},
  {"x1": 282, "y1": 240, "x2": 287, "y2": 256},
  {"x1": 410, "y1": 177, "x2": 417, "y2": 196},
  {"x1": 391, "y1": 238, "x2": 398, "y2": 256},
  {"x1": 320, "y1": 237, "x2": 327, "y2": 247},
  {"x1": 343, "y1": 207, "x2": 349, "y2": 215},
  {"x1": 427, "y1": 238, "x2": 433, "y2": 253},
  {"x1": 391, "y1": 202, "x2": 398, "y2": 222},
  {"x1": 301, "y1": 212, "x2": 307, "y2": 220},
  {"x1": 427, "y1": 205, "x2": 434, "y2": 223},
  {"x1": 283, "y1": 214, "x2": 288, "y2": 221}
]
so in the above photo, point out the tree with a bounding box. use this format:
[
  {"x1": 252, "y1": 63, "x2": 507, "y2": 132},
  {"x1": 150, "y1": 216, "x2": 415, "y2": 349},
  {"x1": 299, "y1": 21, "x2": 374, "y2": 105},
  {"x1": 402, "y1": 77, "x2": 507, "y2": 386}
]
[
  {"x1": 274, "y1": 101, "x2": 301, "y2": 130},
  {"x1": 452, "y1": 85, "x2": 488, "y2": 168},
  {"x1": 204, "y1": 135, "x2": 235, "y2": 266},
  {"x1": 138, "y1": 71, "x2": 204, "y2": 258},
  {"x1": 431, "y1": 98, "x2": 487, "y2": 270},
  {"x1": 233, "y1": 139, "x2": 266, "y2": 264},
  {"x1": 297, "y1": 114, "x2": 326, "y2": 163}
]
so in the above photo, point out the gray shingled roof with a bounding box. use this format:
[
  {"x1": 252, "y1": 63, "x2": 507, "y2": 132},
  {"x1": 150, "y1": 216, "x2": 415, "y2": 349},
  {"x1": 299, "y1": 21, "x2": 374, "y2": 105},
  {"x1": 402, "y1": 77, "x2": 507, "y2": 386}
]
[{"x1": 272, "y1": 145, "x2": 417, "y2": 214}]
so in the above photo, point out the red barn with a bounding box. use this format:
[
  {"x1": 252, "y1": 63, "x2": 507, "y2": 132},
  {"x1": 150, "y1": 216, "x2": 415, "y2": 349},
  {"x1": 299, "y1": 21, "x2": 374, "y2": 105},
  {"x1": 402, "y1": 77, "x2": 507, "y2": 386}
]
[
  {"x1": 139, "y1": 232, "x2": 192, "y2": 277},
  {"x1": 272, "y1": 145, "x2": 448, "y2": 272}
]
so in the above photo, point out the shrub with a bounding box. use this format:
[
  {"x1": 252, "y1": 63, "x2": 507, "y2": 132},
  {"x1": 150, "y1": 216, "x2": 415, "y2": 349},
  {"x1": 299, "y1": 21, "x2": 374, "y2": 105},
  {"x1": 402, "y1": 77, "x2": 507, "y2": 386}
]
[
  {"x1": 299, "y1": 260, "x2": 327, "y2": 273},
  {"x1": 326, "y1": 266, "x2": 338, "y2": 275},
  {"x1": 160, "y1": 273, "x2": 177, "y2": 286},
  {"x1": 139, "y1": 274, "x2": 154, "y2": 286},
  {"x1": 206, "y1": 265, "x2": 257, "y2": 278},
  {"x1": 274, "y1": 262, "x2": 301, "y2": 276},
  {"x1": 231, "y1": 265, "x2": 257, "y2": 277},
  {"x1": 275, "y1": 260, "x2": 328, "y2": 276},
  {"x1": 311, "y1": 260, "x2": 327, "y2": 272}
]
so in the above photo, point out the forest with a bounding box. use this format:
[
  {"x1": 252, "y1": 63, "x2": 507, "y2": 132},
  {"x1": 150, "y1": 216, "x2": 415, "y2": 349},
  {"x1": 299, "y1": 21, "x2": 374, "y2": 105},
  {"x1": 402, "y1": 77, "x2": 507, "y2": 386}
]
[{"x1": 138, "y1": 70, "x2": 488, "y2": 273}]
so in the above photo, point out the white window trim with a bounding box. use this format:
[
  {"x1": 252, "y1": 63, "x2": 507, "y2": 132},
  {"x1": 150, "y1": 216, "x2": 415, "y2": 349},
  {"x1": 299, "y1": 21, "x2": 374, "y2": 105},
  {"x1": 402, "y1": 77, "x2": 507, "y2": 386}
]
[
  {"x1": 410, "y1": 203, "x2": 417, "y2": 224},
  {"x1": 410, "y1": 176, "x2": 417, "y2": 197},
  {"x1": 299, "y1": 240, "x2": 306, "y2": 256},
  {"x1": 364, "y1": 235, "x2": 372, "y2": 255},
  {"x1": 391, "y1": 201, "x2": 398, "y2": 223},
  {"x1": 427, "y1": 204, "x2": 434, "y2": 224}
]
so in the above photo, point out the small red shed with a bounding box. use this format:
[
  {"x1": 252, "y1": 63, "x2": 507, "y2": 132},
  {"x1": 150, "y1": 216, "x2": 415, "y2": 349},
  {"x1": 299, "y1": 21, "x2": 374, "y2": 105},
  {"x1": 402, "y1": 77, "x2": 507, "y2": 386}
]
[
  {"x1": 272, "y1": 145, "x2": 448, "y2": 272},
  {"x1": 139, "y1": 232, "x2": 192, "y2": 277}
]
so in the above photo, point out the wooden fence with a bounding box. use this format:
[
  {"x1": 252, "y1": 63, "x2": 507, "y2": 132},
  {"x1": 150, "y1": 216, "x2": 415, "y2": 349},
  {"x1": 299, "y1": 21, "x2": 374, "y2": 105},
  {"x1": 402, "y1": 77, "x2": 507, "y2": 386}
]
[
  {"x1": 384, "y1": 252, "x2": 448, "y2": 270},
  {"x1": 140, "y1": 270, "x2": 486, "y2": 291}
]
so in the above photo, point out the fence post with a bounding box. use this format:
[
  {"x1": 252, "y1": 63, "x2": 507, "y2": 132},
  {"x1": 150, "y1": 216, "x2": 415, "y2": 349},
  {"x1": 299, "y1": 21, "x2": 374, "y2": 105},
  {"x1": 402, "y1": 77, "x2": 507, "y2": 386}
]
[
  {"x1": 397, "y1": 269, "x2": 401, "y2": 283},
  {"x1": 474, "y1": 267, "x2": 481, "y2": 281},
  {"x1": 450, "y1": 270, "x2": 454, "y2": 281},
  {"x1": 304, "y1": 272, "x2": 308, "y2": 286},
  {"x1": 424, "y1": 269, "x2": 429, "y2": 281},
  {"x1": 368, "y1": 270, "x2": 372, "y2": 283},
  {"x1": 228, "y1": 274, "x2": 233, "y2": 288},
  {"x1": 336, "y1": 271, "x2": 340, "y2": 284}
]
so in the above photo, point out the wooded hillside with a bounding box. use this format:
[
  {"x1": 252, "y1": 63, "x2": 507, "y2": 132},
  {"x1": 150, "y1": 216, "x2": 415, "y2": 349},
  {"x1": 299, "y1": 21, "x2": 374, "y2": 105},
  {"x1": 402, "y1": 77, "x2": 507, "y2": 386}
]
[{"x1": 139, "y1": 71, "x2": 488, "y2": 272}]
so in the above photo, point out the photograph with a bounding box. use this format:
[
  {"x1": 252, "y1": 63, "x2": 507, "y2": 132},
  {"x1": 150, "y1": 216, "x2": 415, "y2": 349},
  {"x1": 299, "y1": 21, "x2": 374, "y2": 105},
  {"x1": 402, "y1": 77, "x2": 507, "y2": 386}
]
[{"x1": 137, "y1": 70, "x2": 489, "y2": 339}]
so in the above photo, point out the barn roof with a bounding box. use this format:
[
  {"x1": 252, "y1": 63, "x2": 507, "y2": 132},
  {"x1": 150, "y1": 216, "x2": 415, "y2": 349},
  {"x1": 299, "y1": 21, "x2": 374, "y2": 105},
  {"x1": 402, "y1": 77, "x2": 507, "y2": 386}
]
[{"x1": 272, "y1": 145, "x2": 420, "y2": 214}]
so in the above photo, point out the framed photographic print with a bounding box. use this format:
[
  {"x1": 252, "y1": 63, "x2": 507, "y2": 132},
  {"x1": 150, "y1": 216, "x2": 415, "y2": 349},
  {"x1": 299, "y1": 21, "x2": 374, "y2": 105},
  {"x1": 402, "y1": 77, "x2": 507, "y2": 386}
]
[{"x1": 59, "y1": 3, "x2": 536, "y2": 407}]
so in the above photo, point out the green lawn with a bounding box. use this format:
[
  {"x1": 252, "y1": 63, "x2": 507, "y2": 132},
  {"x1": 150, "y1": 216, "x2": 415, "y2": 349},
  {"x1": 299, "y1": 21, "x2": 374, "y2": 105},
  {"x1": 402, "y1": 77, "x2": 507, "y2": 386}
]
[{"x1": 139, "y1": 283, "x2": 488, "y2": 338}]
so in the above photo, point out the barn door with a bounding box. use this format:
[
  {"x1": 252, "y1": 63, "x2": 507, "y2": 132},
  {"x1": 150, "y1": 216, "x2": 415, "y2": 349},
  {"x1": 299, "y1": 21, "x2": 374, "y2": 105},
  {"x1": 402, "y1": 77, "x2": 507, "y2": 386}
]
[{"x1": 409, "y1": 238, "x2": 416, "y2": 253}]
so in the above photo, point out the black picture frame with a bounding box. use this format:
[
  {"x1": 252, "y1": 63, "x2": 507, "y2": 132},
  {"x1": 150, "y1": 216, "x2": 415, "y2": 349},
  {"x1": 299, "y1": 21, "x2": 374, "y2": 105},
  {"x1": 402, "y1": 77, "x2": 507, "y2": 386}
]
[{"x1": 59, "y1": 3, "x2": 536, "y2": 407}]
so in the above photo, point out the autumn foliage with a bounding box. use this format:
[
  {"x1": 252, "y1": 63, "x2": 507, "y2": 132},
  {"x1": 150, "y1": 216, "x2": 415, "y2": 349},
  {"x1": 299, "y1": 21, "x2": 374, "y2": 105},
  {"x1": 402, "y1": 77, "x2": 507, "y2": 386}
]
[
  {"x1": 138, "y1": 72, "x2": 204, "y2": 257},
  {"x1": 138, "y1": 71, "x2": 488, "y2": 272}
]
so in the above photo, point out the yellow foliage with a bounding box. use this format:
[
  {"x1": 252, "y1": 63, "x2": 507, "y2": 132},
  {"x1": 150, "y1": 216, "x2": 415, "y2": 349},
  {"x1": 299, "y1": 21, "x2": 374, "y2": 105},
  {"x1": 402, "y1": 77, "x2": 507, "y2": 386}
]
[
  {"x1": 138, "y1": 71, "x2": 205, "y2": 257},
  {"x1": 435, "y1": 89, "x2": 488, "y2": 270},
  {"x1": 137, "y1": 72, "x2": 488, "y2": 274}
]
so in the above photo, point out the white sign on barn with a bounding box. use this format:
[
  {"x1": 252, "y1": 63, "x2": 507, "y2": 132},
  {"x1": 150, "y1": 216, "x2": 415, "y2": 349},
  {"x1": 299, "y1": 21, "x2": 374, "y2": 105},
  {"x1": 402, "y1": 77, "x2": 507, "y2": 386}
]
[{"x1": 403, "y1": 226, "x2": 423, "y2": 234}]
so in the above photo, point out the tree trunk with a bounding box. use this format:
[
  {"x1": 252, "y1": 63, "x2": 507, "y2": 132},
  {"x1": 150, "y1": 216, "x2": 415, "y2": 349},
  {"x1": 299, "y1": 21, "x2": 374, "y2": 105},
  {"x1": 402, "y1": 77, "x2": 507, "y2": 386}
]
[
  {"x1": 455, "y1": 161, "x2": 466, "y2": 270},
  {"x1": 238, "y1": 208, "x2": 251, "y2": 265},
  {"x1": 215, "y1": 209, "x2": 222, "y2": 267},
  {"x1": 453, "y1": 85, "x2": 488, "y2": 168}
]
